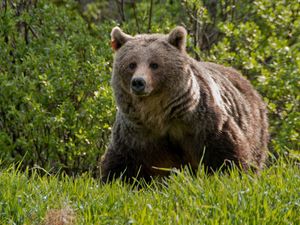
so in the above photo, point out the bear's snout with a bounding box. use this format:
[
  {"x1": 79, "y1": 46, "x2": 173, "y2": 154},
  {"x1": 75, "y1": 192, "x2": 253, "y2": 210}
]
[{"x1": 131, "y1": 77, "x2": 147, "y2": 95}]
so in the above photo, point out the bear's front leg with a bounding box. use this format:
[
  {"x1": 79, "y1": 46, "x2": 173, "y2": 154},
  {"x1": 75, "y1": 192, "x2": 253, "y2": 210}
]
[{"x1": 100, "y1": 147, "x2": 150, "y2": 183}]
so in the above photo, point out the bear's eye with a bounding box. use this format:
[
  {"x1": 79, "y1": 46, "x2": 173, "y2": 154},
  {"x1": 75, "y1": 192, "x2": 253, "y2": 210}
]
[
  {"x1": 149, "y1": 63, "x2": 159, "y2": 70},
  {"x1": 128, "y1": 62, "x2": 137, "y2": 70}
]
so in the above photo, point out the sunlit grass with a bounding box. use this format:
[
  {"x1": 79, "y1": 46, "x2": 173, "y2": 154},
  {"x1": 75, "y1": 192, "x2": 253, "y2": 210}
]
[{"x1": 0, "y1": 158, "x2": 299, "y2": 224}]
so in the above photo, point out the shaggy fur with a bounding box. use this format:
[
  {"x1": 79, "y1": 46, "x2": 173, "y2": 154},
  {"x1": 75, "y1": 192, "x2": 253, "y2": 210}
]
[{"x1": 100, "y1": 26, "x2": 269, "y2": 182}]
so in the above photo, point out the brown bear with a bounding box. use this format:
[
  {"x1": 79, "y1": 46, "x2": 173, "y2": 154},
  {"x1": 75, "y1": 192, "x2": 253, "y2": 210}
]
[{"x1": 100, "y1": 26, "x2": 269, "y2": 182}]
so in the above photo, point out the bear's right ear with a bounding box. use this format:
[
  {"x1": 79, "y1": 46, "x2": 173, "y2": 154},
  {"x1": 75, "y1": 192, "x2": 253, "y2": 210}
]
[{"x1": 111, "y1": 27, "x2": 133, "y2": 51}]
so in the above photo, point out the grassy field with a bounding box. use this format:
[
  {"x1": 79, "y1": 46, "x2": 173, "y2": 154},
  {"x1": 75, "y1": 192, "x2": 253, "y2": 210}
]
[{"x1": 0, "y1": 158, "x2": 299, "y2": 225}]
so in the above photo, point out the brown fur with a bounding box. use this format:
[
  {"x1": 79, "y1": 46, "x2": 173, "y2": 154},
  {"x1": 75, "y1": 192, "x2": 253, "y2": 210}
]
[{"x1": 100, "y1": 26, "x2": 269, "y2": 182}]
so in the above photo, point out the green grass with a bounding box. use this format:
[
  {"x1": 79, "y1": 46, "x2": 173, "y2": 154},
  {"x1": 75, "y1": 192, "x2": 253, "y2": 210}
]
[{"x1": 0, "y1": 159, "x2": 299, "y2": 224}]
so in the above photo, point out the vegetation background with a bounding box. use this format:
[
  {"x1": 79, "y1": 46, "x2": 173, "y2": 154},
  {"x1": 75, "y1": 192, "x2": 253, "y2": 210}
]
[{"x1": 0, "y1": 0, "x2": 299, "y2": 224}]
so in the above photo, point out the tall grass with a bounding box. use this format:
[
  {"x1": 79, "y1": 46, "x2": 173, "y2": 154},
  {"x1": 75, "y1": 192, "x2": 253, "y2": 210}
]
[{"x1": 0, "y1": 158, "x2": 299, "y2": 224}]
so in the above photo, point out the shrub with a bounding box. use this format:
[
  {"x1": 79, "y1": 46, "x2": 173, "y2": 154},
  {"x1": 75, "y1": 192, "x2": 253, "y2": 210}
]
[{"x1": 0, "y1": 0, "x2": 115, "y2": 174}]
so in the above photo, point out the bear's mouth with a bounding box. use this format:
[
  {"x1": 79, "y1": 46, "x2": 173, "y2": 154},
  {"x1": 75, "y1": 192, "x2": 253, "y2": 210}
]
[{"x1": 130, "y1": 89, "x2": 150, "y2": 97}]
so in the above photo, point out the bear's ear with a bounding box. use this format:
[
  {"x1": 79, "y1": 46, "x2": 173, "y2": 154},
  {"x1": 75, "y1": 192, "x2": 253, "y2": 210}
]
[
  {"x1": 111, "y1": 27, "x2": 133, "y2": 51},
  {"x1": 167, "y1": 26, "x2": 187, "y2": 51}
]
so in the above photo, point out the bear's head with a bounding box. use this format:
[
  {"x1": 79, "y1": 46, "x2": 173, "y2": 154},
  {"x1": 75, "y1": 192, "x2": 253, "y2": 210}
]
[
  {"x1": 111, "y1": 26, "x2": 190, "y2": 95},
  {"x1": 110, "y1": 27, "x2": 200, "y2": 127}
]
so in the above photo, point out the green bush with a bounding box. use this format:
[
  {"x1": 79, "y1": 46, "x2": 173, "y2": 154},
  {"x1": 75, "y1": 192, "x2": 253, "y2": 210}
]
[{"x1": 0, "y1": 1, "x2": 115, "y2": 174}]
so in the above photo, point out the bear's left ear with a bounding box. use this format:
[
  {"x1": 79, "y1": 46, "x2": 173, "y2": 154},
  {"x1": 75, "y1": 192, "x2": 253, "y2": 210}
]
[
  {"x1": 111, "y1": 26, "x2": 133, "y2": 51},
  {"x1": 167, "y1": 26, "x2": 187, "y2": 51}
]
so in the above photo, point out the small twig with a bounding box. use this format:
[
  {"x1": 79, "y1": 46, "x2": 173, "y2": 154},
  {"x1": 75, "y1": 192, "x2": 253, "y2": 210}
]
[
  {"x1": 24, "y1": 22, "x2": 29, "y2": 44},
  {"x1": 28, "y1": 25, "x2": 38, "y2": 38},
  {"x1": 231, "y1": 0, "x2": 236, "y2": 21},
  {"x1": 115, "y1": 0, "x2": 126, "y2": 23},
  {"x1": 147, "y1": 0, "x2": 153, "y2": 33},
  {"x1": 132, "y1": 2, "x2": 140, "y2": 33},
  {"x1": 1, "y1": 0, "x2": 7, "y2": 11}
]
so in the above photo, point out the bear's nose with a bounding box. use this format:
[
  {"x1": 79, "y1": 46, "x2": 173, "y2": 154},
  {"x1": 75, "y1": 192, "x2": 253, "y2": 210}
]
[{"x1": 131, "y1": 77, "x2": 146, "y2": 94}]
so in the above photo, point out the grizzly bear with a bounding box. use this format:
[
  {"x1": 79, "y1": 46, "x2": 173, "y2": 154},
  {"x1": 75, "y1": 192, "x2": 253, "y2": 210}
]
[{"x1": 100, "y1": 26, "x2": 269, "y2": 182}]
